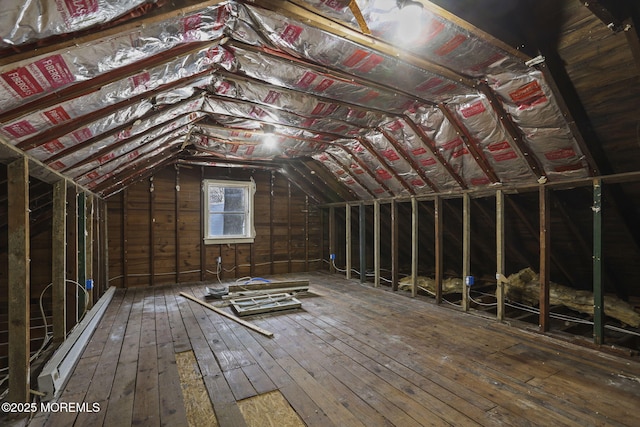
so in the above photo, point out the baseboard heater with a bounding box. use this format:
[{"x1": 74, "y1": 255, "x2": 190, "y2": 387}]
[{"x1": 38, "y1": 286, "x2": 116, "y2": 400}]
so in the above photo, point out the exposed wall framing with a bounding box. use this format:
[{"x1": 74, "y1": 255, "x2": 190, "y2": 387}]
[{"x1": 106, "y1": 165, "x2": 322, "y2": 287}]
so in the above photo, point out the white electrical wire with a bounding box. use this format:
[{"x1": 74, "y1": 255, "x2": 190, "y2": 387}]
[{"x1": 0, "y1": 280, "x2": 90, "y2": 399}]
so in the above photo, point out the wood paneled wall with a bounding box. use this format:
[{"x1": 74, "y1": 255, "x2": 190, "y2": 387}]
[{"x1": 106, "y1": 165, "x2": 323, "y2": 287}]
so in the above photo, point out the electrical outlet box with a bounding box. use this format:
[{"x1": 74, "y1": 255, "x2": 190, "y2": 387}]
[
  {"x1": 465, "y1": 276, "x2": 474, "y2": 287},
  {"x1": 217, "y1": 256, "x2": 222, "y2": 264},
  {"x1": 330, "y1": 253, "x2": 336, "y2": 260}
]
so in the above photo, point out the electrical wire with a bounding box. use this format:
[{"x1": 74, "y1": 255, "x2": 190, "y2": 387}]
[{"x1": 0, "y1": 280, "x2": 90, "y2": 399}]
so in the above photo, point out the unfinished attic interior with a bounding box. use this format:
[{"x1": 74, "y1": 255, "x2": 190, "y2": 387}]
[{"x1": 2, "y1": 0, "x2": 640, "y2": 424}]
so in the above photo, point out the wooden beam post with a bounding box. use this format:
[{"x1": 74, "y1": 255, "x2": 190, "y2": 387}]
[
  {"x1": 8, "y1": 157, "x2": 30, "y2": 403},
  {"x1": 103, "y1": 200, "x2": 109, "y2": 293},
  {"x1": 150, "y1": 176, "x2": 155, "y2": 286},
  {"x1": 593, "y1": 179, "x2": 604, "y2": 345},
  {"x1": 77, "y1": 192, "x2": 86, "y2": 316},
  {"x1": 86, "y1": 194, "x2": 94, "y2": 308},
  {"x1": 359, "y1": 202, "x2": 366, "y2": 283},
  {"x1": 462, "y1": 193, "x2": 470, "y2": 311},
  {"x1": 175, "y1": 166, "x2": 181, "y2": 283},
  {"x1": 391, "y1": 200, "x2": 399, "y2": 291},
  {"x1": 66, "y1": 184, "x2": 78, "y2": 328},
  {"x1": 434, "y1": 196, "x2": 443, "y2": 304},
  {"x1": 52, "y1": 180, "x2": 67, "y2": 343},
  {"x1": 329, "y1": 206, "x2": 335, "y2": 274},
  {"x1": 411, "y1": 197, "x2": 418, "y2": 298},
  {"x1": 122, "y1": 188, "x2": 128, "y2": 288},
  {"x1": 346, "y1": 205, "x2": 352, "y2": 280},
  {"x1": 539, "y1": 186, "x2": 551, "y2": 332},
  {"x1": 496, "y1": 190, "x2": 505, "y2": 321},
  {"x1": 200, "y1": 167, "x2": 206, "y2": 281},
  {"x1": 374, "y1": 200, "x2": 381, "y2": 288}
]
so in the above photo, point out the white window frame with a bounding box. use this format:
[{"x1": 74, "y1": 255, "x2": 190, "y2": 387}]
[{"x1": 203, "y1": 178, "x2": 256, "y2": 245}]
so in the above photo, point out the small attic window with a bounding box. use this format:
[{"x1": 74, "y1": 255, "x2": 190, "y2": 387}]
[{"x1": 203, "y1": 179, "x2": 256, "y2": 244}]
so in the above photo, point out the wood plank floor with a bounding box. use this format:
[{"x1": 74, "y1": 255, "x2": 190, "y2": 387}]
[{"x1": 30, "y1": 272, "x2": 640, "y2": 426}]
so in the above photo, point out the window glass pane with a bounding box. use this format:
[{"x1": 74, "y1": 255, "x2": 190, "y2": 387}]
[
  {"x1": 222, "y1": 214, "x2": 245, "y2": 235},
  {"x1": 223, "y1": 188, "x2": 245, "y2": 211}
]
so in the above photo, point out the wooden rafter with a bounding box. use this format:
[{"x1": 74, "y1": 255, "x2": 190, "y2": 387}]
[
  {"x1": 336, "y1": 145, "x2": 394, "y2": 197},
  {"x1": 15, "y1": 67, "x2": 213, "y2": 152},
  {"x1": 378, "y1": 127, "x2": 439, "y2": 193},
  {"x1": 356, "y1": 137, "x2": 415, "y2": 195},
  {"x1": 301, "y1": 158, "x2": 358, "y2": 202},
  {"x1": 326, "y1": 151, "x2": 377, "y2": 199},
  {"x1": 477, "y1": 83, "x2": 544, "y2": 180},
  {"x1": 250, "y1": 0, "x2": 476, "y2": 89},
  {"x1": 0, "y1": 41, "x2": 212, "y2": 124},
  {"x1": 401, "y1": 116, "x2": 467, "y2": 189},
  {"x1": 439, "y1": 103, "x2": 499, "y2": 184}
]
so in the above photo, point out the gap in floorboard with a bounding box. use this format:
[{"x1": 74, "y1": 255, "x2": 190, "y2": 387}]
[
  {"x1": 175, "y1": 350, "x2": 219, "y2": 427},
  {"x1": 237, "y1": 390, "x2": 305, "y2": 427}
]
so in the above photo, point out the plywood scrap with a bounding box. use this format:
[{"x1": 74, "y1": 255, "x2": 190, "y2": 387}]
[
  {"x1": 237, "y1": 390, "x2": 305, "y2": 427},
  {"x1": 179, "y1": 292, "x2": 274, "y2": 337},
  {"x1": 398, "y1": 276, "x2": 463, "y2": 295},
  {"x1": 506, "y1": 268, "x2": 640, "y2": 328},
  {"x1": 176, "y1": 350, "x2": 218, "y2": 427}
]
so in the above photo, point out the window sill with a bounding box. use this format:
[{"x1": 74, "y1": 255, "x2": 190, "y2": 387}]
[{"x1": 204, "y1": 237, "x2": 255, "y2": 245}]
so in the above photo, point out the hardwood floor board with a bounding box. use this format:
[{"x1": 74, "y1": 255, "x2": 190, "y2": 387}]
[
  {"x1": 31, "y1": 272, "x2": 640, "y2": 427},
  {"x1": 176, "y1": 288, "x2": 248, "y2": 427},
  {"x1": 131, "y1": 344, "x2": 160, "y2": 427},
  {"x1": 224, "y1": 367, "x2": 259, "y2": 401},
  {"x1": 163, "y1": 286, "x2": 191, "y2": 353},
  {"x1": 101, "y1": 359, "x2": 138, "y2": 426},
  {"x1": 240, "y1": 363, "x2": 277, "y2": 395},
  {"x1": 156, "y1": 341, "x2": 189, "y2": 426},
  {"x1": 153, "y1": 287, "x2": 173, "y2": 346},
  {"x1": 290, "y1": 313, "x2": 497, "y2": 426},
  {"x1": 139, "y1": 289, "x2": 158, "y2": 348},
  {"x1": 263, "y1": 315, "x2": 424, "y2": 427},
  {"x1": 271, "y1": 313, "x2": 469, "y2": 426},
  {"x1": 274, "y1": 354, "x2": 369, "y2": 427}
]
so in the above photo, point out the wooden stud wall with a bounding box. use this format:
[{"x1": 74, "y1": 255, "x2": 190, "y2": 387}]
[{"x1": 106, "y1": 165, "x2": 323, "y2": 287}]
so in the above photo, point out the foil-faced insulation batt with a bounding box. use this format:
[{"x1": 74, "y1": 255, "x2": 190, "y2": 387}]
[
  {"x1": 203, "y1": 97, "x2": 361, "y2": 137},
  {"x1": 488, "y1": 71, "x2": 589, "y2": 179},
  {"x1": 0, "y1": 3, "x2": 231, "y2": 112},
  {"x1": 29, "y1": 85, "x2": 203, "y2": 163},
  {"x1": 27, "y1": 99, "x2": 155, "y2": 161},
  {"x1": 381, "y1": 119, "x2": 461, "y2": 192},
  {"x1": 449, "y1": 94, "x2": 536, "y2": 184},
  {"x1": 313, "y1": 152, "x2": 374, "y2": 199},
  {"x1": 326, "y1": 144, "x2": 391, "y2": 198},
  {"x1": 80, "y1": 132, "x2": 186, "y2": 187},
  {"x1": 194, "y1": 125, "x2": 327, "y2": 160},
  {"x1": 235, "y1": 4, "x2": 471, "y2": 103},
  {"x1": 363, "y1": 131, "x2": 433, "y2": 194},
  {"x1": 298, "y1": 0, "x2": 527, "y2": 77},
  {"x1": 229, "y1": 45, "x2": 420, "y2": 114},
  {"x1": 208, "y1": 74, "x2": 389, "y2": 129},
  {"x1": 409, "y1": 105, "x2": 491, "y2": 188},
  {"x1": 1, "y1": 44, "x2": 231, "y2": 143},
  {"x1": 1, "y1": 0, "x2": 150, "y2": 48},
  {"x1": 51, "y1": 96, "x2": 205, "y2": 174},
  {"x1": 63, "y1": 112, "x2": 203, "y2": 178},
  {"x1": 343, "y1": 139, "x2": 409, "y2": 197}
]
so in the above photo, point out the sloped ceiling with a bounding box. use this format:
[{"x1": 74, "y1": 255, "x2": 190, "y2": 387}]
[{"x1": 0, "y1": 0, "x2": 637, "y2": 201}]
